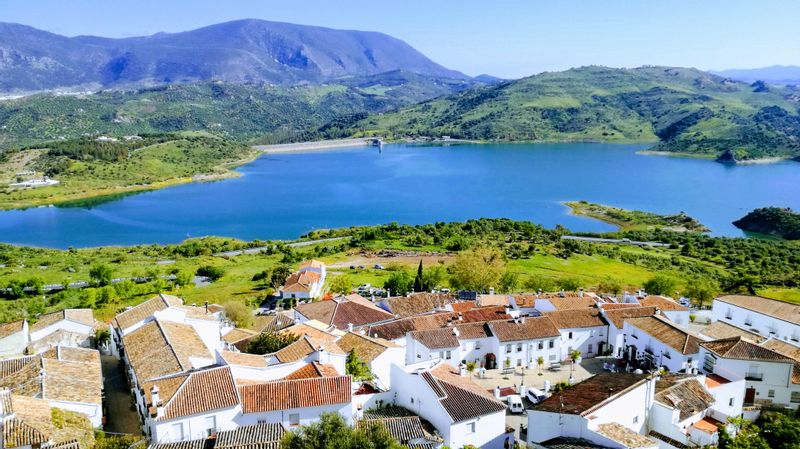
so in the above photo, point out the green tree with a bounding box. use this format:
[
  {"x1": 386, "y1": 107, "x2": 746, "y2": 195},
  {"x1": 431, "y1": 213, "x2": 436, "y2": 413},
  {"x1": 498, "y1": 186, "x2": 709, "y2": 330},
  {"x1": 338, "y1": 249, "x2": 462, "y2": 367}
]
[
  {"x1": 328, "y1": 275, "x2": 355, "y2": 295},
  {"x1": 413, "y1": 260, "x2": 424, "y2": 293},
  {"x1": 89, "y1": 263, "x2": 113, "y2": 287},
  {"x1": 597, "y1": 277, "x2": 623, "y2": 296},
  {"x1": 384, "y1": 271, "x2": 414, "y2": 296},
  {"x1": 281, "y1": 412, "x2": 403, "y2": 449},
  {"x1": 685, "y1": 277, "x2": 719, "y2": 309},
  {"x1": 448, "y1": 246, "x2": 505, "y2": 292},
  {"x1": 252, "y1": 269, "x2": 271, "y2": 283},
  {"x1": 271, "y1": 265, "x2": 293, "y2": 289},
  {"x1": 757, "y1": 412, "x2": 800, "y2": 449},
  {"x1": 196, "y1": 265, "x2": 225, "y2": 281},
  {"x1": 245, "y1": 331, "x2": 299, "y2": 355},
  {"x1": 524, "y1": 275, "x2": 555, "y2": 293},
  {"x1": 345, "y1": 349, "x2": 374, "y2": 381},
  {"x1": 643, "y1": 275, "x2": 677, "y2": 296},
  {"x1": 422, "y1": 265, "x2": 446, "y2": 291},
  {"x1": 224, "y1": 300, "x2": 253, "y2": 328},
  {"x1": 174, "y1": 270, "x2": 194, "y2": 288},
  {"x1": 498, "y1": 271, "x2": 519, "y2": 293},
  {"x1": 556, "y1": 277, "x2": 582, "y2": 292},
  {"x1": 537, "y1": 356, "x2": 545, "y2": 374},
  {"x1": 718, "y1": 417, "x2": 769, "y2": 449},
  {"x1": 23, "y1": 277, "x2": 45, "y2": 295},
  {"x1": 4, "y1": 280, "x2": 25, "y2": 299}
]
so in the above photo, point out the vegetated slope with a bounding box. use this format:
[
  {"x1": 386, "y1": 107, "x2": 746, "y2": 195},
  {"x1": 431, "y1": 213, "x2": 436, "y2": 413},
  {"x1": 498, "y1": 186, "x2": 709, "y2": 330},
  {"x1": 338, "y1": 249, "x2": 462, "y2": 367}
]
[
  {"x1": 0, "y1": 19, "x2": 467, "y2": 91},
  {"x1": 733, "y1": 207, "x2": 800, "y2": 240},
  {"x1": 0, "y1": 73, "x2": 476, "y2": 149},
  {"x1": 340, "y1": 66, "x2": 800, "y2": 160}
]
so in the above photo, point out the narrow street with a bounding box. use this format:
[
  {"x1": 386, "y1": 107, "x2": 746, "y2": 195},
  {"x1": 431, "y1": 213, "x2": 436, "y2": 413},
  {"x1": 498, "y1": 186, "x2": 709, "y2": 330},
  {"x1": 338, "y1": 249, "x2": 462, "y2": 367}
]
[{"x1": 101, "y1": 355, "x2": 143, "y2": 435}]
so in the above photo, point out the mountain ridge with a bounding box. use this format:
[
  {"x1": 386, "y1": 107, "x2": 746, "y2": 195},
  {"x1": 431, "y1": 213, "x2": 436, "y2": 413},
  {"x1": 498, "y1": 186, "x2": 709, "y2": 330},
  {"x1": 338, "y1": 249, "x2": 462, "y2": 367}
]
[{"x1": 0, "y1": 19, "x2": 468, "y2": 92}]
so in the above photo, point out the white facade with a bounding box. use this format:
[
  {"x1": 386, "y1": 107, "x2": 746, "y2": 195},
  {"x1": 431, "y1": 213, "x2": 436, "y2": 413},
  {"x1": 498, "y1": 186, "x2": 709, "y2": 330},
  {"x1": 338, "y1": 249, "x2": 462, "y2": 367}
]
[
  {"x1": 236, "y1": 402, "x2": 352, "y2": 429},
  {"x1": 0, "y1": 321, "x2": 28, "y2": 357},
  {"x1": 623, "y1": 322, "x2": 699, "y2": 373},
  {"x1": 555, "y1": 325, "x2": 607, "y2": 361},
  {"x1": 50, "y1": 399, "x2": 104, "y2": 428},
  {"x1": 29, "y1": 319, "x2": 93, "y2": 347},
  {"x1": 149, "y1": 406, "x2": 241, "y2": 443},
  {"x1": 368, "y1": 346, "x2": 405, "y2": 389},
  {"x1": 712, "y1": 298, "x2": 800, "y2": 342}
]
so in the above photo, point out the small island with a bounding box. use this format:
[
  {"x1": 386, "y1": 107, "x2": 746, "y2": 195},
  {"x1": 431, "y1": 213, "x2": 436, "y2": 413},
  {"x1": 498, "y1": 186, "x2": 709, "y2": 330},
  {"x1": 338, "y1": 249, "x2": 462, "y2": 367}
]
[
  {"x1": 565, "y1": 200, "x2": 710, "y2": 232},
  {"x1": 733, "y1": 207, "x2": 800, "y2": 240}
]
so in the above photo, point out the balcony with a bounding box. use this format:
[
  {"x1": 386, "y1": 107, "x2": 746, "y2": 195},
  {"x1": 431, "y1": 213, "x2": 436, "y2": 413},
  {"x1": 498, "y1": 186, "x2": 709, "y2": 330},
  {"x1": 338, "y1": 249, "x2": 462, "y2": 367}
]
[{"x1": 745, "y1": 372, "x2": 763, "y2": 381}]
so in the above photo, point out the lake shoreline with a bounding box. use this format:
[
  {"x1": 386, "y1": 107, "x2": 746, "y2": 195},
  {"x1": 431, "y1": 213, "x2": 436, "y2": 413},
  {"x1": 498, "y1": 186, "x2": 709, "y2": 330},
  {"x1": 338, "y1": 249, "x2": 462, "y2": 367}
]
[
  {"x1": 637, "y1": 150, "x2": 796, "y2": 165},
  {"x1": 253, "y1": 138, "x2": 372, "y2": 154}
]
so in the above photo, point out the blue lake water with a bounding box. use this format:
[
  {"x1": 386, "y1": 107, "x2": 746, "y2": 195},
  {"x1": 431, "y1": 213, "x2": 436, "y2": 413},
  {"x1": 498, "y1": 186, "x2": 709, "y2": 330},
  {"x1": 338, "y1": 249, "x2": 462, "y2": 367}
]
[{"x1": 1, "y1": 143, "x2": 800, "y2": 248}]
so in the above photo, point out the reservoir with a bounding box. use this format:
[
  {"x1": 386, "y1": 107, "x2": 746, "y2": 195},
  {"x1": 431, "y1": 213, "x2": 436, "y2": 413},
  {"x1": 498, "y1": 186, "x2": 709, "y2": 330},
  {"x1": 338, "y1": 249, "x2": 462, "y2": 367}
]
[{"x1": 1, "y1": 143, "x2": 799, "y2": 248}]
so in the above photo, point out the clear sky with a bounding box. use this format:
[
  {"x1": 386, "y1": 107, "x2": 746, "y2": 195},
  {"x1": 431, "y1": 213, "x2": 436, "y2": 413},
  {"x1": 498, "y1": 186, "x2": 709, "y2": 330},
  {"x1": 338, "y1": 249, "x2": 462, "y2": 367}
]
[{"x1": 2, "y1": 0, "x2": 799, "y2": 78}]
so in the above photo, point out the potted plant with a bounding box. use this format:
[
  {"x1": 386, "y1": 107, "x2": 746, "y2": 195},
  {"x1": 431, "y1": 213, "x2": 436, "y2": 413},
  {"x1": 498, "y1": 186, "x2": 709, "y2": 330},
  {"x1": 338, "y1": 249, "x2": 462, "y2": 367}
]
[
  {"x1": 537, "y1": 356, "x2": 544, "y2": 376},
  {"x1": 570, "y1": 350, "x2": 582, "y2": 365}
]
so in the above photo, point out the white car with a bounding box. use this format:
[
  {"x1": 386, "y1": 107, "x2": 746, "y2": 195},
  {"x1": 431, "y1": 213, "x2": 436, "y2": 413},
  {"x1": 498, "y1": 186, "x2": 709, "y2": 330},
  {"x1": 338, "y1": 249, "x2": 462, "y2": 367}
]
[
  {"x1": 507, "y1": 394, "x2": 524, "y2": 413},
  {"x1": 525, "y1": 387, "x2": 546, "y2": 404}
]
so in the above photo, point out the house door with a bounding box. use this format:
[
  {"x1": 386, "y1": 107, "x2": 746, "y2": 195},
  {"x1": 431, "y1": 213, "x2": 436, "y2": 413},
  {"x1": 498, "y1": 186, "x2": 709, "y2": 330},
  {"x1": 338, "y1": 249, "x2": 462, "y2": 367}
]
[{"x1": 745, "y1": 387, "x2": 756, "y2": 404}]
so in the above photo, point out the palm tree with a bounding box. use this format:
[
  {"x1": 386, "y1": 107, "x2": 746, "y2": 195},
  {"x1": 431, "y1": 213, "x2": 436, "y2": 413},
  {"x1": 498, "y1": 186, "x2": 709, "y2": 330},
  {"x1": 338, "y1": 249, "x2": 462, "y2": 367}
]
[
  {"x1": 466, "y1": 361, "x2": 477, "y2": 377},
  {"x1": 536, "y1": 356, "x2": 544, "y2": 376}
]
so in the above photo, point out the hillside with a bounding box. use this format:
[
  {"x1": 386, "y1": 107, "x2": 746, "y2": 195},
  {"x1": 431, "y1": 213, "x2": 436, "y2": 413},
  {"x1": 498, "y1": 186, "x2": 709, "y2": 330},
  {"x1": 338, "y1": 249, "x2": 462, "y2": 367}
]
[
  {"x1": 0, "y1": 19, "x2": 467, "y2": 91},
  {"x1": 733, "y1": 207, "x2": 800, "y2": 240},
  {"x1": 337, "y1": 66, "x2": 800, "y2": 160},
  {"x1": 713, "y1": 66, "x2": 800, "y2": 85},
  {"x1": 0, "y1": 73, "x2": 476, "y2": 149}
]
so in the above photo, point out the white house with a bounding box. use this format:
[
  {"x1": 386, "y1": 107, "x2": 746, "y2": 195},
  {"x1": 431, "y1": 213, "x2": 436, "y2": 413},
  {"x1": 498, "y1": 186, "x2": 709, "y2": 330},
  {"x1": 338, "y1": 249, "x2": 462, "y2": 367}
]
[
  {"x1": 639, "y1": 296, "x2": 691, "y2": 326},
  {"x1": 601, "y1": 305, "x2": 658, "y2": 359},
  {"x1": 236, "y1": 376, "x2": 353, "y2": 428},
  {"x1": 293, "y1": 295, "x2": 395, "y2": 331},
  {"x1": 712, "y1": 295, "x2": 800, "y2": 342},
  {"x1": 110, "y1": 293, "x2": 184, "y2": 358},
  {"x1": 335, "y1": 332, "x2": 405, "y2": 389},
  {"x1": 526, "y1": 372, "x2": 658, "y2": 449},
  {"x1": 623, "y1": 316, "x2": 702, "y2": 373},
  {"x1": 544, "y1": 308, "x2": 609, "y2": 360},
  {"x1": 0, "y1": 320, "x2": 28, "y2": 357},
  {"x1": 390, "y1": 362, "x2": 507, "y2": 449},
  {"x1": 281, "y1": 260, "x2": 327, "y2": 299},
  {"x1": 700, "y1": 336, "x2": 800, "y2": 409},
  {"x1": 28, "y1": 309, "x2": 95, "y2": 350},
  {"x1": 143, "y1": 366, "x2": 241, "y2": 443},
  {"x1": 147, "y1": 423, "x2": 286, "y2": 449}
]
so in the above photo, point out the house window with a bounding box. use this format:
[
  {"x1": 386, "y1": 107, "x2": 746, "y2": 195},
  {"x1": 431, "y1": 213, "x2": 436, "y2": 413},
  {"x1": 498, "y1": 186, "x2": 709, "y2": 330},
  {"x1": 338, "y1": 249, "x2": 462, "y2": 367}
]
[
  {"x1": 549, "y1": 354, "x2": 556, "y2": 361},
  {"x1": 538, "y1": 341, "x2": 544, "y2": 350},
  {"x1": 506, "y1": 344, "x2": 512, "y2": 352},
  {"x1": 205, "y1": 415, "x2": 217, "y2": 436},
  {"x1": 467, "y1": 422, "x2": 476, "y2": 433},
  {"x1": 548, "y1": 340, "x2": 554, "y2": 349},
  {"x1": 588, "y1": 344, "x2": 593, "y2": 354},
  {"x1": 289, "y1": 413, "x2": 300, "y2": 426},
  {"x1": 517, "y1": 343, "x2": 523, "y2": 352},
  {"x1": 446, "y1": 350, "x2": 452, "y2": 360},
  {"x1": 792, "y1": 392, "x2": 800, "y2": 403},
  {"x1": 768, "y1": 390, "x2": 775, "y2": 398},
  {"x1": 725, "y1": 308, "x2": 733, "y2": 320},
  {"x1": 633, "y1": 416, "x2": 639, "y2": 425},
  {"x1": 258, "y1": 419, "x2": 267, "y2": 425},
  {"x1": 516, "y1": 359, "x2": 522, "y2": 367},
  {"x1": 462, "y1": 343, "x2": 467, "y2": 350},
  {"x1": 663, "y1": 351, "x2": 671, "y2": 359},
  {"x1": 476, "y1": 342, "x2": 481, "y2": 350},
  {"x1": 170, "y1": 423, "x2": 184, "y2": 441},
  {"x1": 568, "y1": 331, "x2": 573, "y2": 339},
  {"x1": 729, "y1": 398, "x2": 734, "y2": 407}
]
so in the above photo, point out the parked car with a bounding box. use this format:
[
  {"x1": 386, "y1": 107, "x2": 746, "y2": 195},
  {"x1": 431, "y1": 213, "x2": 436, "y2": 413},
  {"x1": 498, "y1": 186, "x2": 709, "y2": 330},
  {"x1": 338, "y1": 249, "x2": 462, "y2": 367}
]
[
  {"x1": 374, "y1": 264, "x2": 385, "y2": 270},
  {"x1": 524, "y1": 387, "x2": 547, "y2": 404},
  {"x1": 507, "y1": 394, "x2": 524, "y2": 413},
  {"x1": 548, "y1": 362, "x2": 562, "y2": 371},
  {"x1": 678, "y1": 297, "x2": 691, "y2": 307}
]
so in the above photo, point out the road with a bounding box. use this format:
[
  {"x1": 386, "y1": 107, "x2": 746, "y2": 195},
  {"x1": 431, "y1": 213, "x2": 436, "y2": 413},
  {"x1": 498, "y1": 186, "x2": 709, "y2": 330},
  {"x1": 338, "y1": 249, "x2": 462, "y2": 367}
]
[
  {"x1": 101, "y1": 355, "x2": 143, "y2": 435},
  {"x1": 561, "y1": 235, "x2": 671, "y2": 247},
  {"x1": 213, "y1": 237, "x2": 347, "y2": 257}
]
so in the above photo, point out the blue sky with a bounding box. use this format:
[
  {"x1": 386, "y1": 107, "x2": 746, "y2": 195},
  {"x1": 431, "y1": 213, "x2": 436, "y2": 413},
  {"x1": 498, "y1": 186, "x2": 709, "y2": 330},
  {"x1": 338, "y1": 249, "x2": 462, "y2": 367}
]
[{"x1": 2, "y1": 0, "x2": 799, "y2": 78}]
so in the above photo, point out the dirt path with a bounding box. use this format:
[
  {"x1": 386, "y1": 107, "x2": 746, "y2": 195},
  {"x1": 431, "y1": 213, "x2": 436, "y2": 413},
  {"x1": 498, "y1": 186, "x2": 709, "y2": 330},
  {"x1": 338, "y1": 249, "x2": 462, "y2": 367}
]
[{"x1": 328, "y1": 251, "x2": 454, "y2": 269}]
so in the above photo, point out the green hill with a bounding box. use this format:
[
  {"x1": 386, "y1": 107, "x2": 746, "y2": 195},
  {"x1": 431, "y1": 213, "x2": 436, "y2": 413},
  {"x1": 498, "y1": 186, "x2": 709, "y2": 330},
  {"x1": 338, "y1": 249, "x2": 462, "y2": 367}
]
[
  {"x1": 0, "y1": 72, "x2": 476, "y2": 150},
  {"x1": 733, "y1": 207, "x2": 800, "y2": 240},
  {"x1": 336, "y1": 66, "x2": 800, "y2": 161}
]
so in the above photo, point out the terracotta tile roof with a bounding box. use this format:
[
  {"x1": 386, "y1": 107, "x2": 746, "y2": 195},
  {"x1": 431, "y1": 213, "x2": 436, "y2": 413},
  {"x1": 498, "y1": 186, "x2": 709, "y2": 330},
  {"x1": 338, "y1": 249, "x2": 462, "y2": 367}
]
[
  {"x1": 655, "y1": 377, "x2": 715, "y2": 421},
  {"x1": 223, "y1": 327, "x2": 259, "y2": 344},
  {"x1": 716, "y1": 295, "x2": 800, "y2": 325},
  {"x1": 601, "y1": 303, "x2": 641, "y2": 310},
  {"x1": 296, "y1": 297, "x2": 395, "y2": 330},
  {"x1": 279, "y1": 322, "x2": 342, "y2": 341},
  {"x1": 758, "y1": 339, "x2": 800, "y2": 383},
  {"x1": 626, "y1": 316, "x2": 702, "y2": 354},
  {"x1": 595, "y1": 423, "x2": 657, "y2": 448},
  {"x1": 30, "y1": 309, "x2": 94, "y2": 332},
  {"x1": 42, "y1": 356, "x2": 103, "y2": 406},
  {"x1": 336, "y1": 332, "x2": 397, "y2": 362},
  {"x1": 419, "y1": 365, "x2": 506, "y2": 422},
  {"x1": 215, "y1": 423, "x2": 286, "y2": 449},
  {"x1": 541, "y1": 296, "x2": 598, "y2": 311},
  {"x1": 219, "y1": 350, "x2": 269, "y2": 368},
  {"x1": 692, "y1": 416, "x2": 723, "y2": 434},
  {"x1": 383, "y1": 293, "x2": 457, "y2": 318},
  {"x1": 250, "y1": 313, "x2": 294, "y2": 334},
  {"x1": 149, "y1": 439, "x2": 209, "y2": 449},
  {"x1": 640, "y1": 296, "x2": 689, "y2": 312},
  {"x1": 701, "y1": 337, "x2": 792, "y2": 363},
  {"x1": 476, "y1": 294, "x2": 510, "y2": 307},
  {"x1": 450, "y1": 301, "x2": 477, "y2": 313},
  {"x1": 142, "y1": 373, "x2": 189, "y2": 414},
  {"x1": 366, "y1": 307, "x2": 511, "y2": 341},
  {"x1": 512, "y1": 295, "x2": 537, "y2": 308},
  {"x1": 283, "y1": 271, "x2": 321, "y2": 293},
  {"x1": 175, "y1": 304, "x2": 221, "y2": 321},
  {"x1": 0, "y1": 355, "x2": 43, "y2": 396},
  {"x1": 283, "y1": 361, "x2": 340, "y2": 380},
  {"x1": 272, "y1": 335, "x2": 344, "y2": 364},
  {"x1": 51, "y1": 346, "x2": 101, "y2": 364},
  {"x1": 410, "y1": 327, "x2": 460, "y2": 350},
  {"x1": 3, "y1": 394, "x2": 53, "y2": 448},
  {"x1": 454, "y1": 321, "x2": 492, "y2": 340},
  {"x1": 461, "y1": 306, "x2": 512, "y2": 322},
  {"x1": 122, "y1": 320, "x2": 211, "y2": 382},
  {"x1": 603, "y1": 306, "x2": 658, "y2": 329},
  {"x1": 0, "y1": 320, "x2": 25, "y2": 339},
  {"x1": 544, "y1": 309, "x2": 607, "y2": 329},
  {"x1": 148, "y1": 366, "x2": 239, "y2": 421},
  {"x1": 699, "y1": 321, "x2": 766, "y2": 343},
  {"x1": 299, "y1": 260, "x2": 325, "y2": 270},
  {"x1": 3, "y1": 417, "x2": 50, "y2": 448},
  {"x1": 357, "y1": 416, "x2": 433, "y2": 446},
  {"x1": 489, "y1": 317, "x2": 561, "y2": 342},
  {"x1": 533, "y1": 373, "x2": 647, "y2": 415},
  {"x1": 113, "y1": 294, "x2": 183, "y2": 330},
  {"x1": 705, "y1": 374, "x2": 731, "y2": 389},
  {"x1": 238, "y1": 376, "x2": 351, "y2": 413}
]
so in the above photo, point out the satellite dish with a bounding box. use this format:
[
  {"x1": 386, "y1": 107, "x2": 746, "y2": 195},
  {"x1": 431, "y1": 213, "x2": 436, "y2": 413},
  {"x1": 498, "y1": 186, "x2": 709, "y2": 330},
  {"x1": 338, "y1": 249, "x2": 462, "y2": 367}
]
[{"x1": 633, "y1": 369, "x2": 644, "y2": 375}]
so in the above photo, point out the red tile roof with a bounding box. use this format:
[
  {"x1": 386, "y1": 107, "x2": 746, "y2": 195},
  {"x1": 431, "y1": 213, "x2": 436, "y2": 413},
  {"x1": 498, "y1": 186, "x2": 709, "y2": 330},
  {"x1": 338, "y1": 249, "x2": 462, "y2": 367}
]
[
  {"x1": 544, "y1": 308, "x2": 607, "y2": 329},
  {"x1": 153, "y1": 366, "x2": 239, "y2": 421},
  {"x1": 419, "y1": 365, "x2": 506, "y2": 422},
  {"x1": 239, "y1": 376, "x2": 351, "y2": 413},
  {"x1": 488, "y1": 317, "x2": 561, "y2": 342}
]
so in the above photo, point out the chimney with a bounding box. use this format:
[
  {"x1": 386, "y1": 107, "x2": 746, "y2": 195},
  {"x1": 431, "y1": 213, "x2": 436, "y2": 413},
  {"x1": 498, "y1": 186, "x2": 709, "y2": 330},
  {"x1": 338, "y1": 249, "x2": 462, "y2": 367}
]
[
  {"x1": 452, "y1": 327, "x2": 460, "y2": 338},
  {"x1": 494, "y1": 386, "x2": 501, "y2": 399},
  {"x1": 204, "y1": 300, "x2": 209, "y2": 313},
  {"x1": 579, "y1": 289, "x2": 584, "y2": 298},
  {"x1": 521, "y1": 317, "x2": 526, "y2": 324},
  {"x1": 459, "y1": 364, "x2": 467, "y2": 377},
  {"x1": 489, "y1": 287, "x2": 495, "y2": 295},
  {"x1": 151, "y1": 385, "x2": 164, "y2": 418},
  {"x1": 347, "y1": 323, "x2": 354, "y2": 332},
  {"x1": 458, "y1": 312, "x2": 463, "y2": 321}
]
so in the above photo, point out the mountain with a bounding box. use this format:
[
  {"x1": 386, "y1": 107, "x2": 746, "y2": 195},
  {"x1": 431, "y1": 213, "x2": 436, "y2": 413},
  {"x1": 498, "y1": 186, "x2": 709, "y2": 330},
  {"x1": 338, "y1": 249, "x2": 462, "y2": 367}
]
[
  {"x1": 333, "y1": 66, "x2": 800, "y2": 161},
  {"x1": 0, "y1": 72, "x2": 478, "y2": 149},
  {"x1": 0, "y1": 19, "x2": 468, "y2": 92},
  {"x1": 712, "y1": 66, "x2": 800, "y2": 85}
]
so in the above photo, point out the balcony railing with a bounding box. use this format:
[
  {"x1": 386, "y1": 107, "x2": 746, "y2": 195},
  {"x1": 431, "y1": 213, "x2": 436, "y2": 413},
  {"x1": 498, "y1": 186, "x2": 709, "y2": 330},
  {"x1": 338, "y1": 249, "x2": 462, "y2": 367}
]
[{"x1": 745, "y1": 372, "x2": 763, "y2": 381}]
